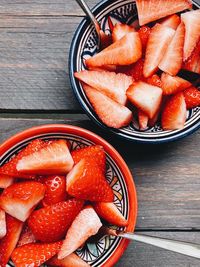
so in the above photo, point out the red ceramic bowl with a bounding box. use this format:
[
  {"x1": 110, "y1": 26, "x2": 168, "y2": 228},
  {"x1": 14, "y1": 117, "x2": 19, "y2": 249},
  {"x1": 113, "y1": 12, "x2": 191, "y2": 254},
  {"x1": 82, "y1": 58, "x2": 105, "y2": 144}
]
[{"x1": 0, "y1": 124, "x2": 137, "y2": 267}]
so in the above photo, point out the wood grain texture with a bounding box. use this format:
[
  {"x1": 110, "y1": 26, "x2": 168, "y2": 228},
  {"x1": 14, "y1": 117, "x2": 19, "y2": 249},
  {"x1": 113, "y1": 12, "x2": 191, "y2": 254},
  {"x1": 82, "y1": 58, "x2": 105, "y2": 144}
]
[{"x1": 0, "y1": 117, "x2": 200, "y2": 229}]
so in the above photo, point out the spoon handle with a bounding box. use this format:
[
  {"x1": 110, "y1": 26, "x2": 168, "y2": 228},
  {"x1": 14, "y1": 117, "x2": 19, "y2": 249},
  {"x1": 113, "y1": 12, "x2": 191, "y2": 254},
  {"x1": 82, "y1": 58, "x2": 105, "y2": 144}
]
[
  {"x1": 76, "y1": 0, "x2": 101, "y2": 33},
  {"x1": 118, "y1": 232, "x2": 200, "y2": 259}
]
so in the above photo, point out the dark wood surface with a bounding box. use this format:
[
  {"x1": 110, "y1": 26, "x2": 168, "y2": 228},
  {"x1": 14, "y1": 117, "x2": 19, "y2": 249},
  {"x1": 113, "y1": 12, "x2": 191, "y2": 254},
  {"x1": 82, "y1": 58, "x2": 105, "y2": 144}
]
[{"x1": 0, "y1": 0, "x2": 200, "y2": 266}]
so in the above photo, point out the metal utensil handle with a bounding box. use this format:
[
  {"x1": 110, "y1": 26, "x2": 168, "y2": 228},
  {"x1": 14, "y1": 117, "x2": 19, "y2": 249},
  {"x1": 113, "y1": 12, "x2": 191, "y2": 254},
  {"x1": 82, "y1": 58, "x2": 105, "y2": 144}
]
[
  {"x1": 76, "y1": 0, "x2": 101, "y2": 33},
  {"x1": 118, "y1": 232, "x2": 200, "y2": 259}
]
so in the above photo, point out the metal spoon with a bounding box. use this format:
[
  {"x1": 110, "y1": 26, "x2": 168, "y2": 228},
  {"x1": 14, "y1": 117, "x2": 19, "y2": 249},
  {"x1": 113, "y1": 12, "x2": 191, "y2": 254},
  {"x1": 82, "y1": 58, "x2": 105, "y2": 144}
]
[{"x1": 76, "y1": 0, "x2": 101, "y2": 50}]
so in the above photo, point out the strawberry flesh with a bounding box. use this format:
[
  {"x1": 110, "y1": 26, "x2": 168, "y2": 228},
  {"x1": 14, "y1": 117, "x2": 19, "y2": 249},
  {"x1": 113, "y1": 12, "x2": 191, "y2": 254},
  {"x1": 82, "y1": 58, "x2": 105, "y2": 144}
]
[
  {"x1": 48, "y1": 253, "x2": 90, "y2": 267},
  {"x1": 183, "y1": 87, "x2": 200, "y2": 109},
  {"x1": 17, "y1": 224, "x2": 36, "y2": 247},
  {"x1": 112, "y1": 23, "x2": 136, "y2": 42},
  {"x1": 160, "y1": 14, "x2": 181, "y2": 30},
  {"x1": 0, "y1": 209, "x2": 6, "y2": 239},
  {"x1": 0, "y1": 174, "x2": 14, "y2": 188}
]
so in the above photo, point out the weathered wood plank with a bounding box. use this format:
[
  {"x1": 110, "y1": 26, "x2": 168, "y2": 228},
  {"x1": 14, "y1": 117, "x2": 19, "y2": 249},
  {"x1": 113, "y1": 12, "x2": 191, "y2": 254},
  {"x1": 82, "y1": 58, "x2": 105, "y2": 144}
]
[{"x1": 0, "y1": 117, "x2": 200, "y2": 229}]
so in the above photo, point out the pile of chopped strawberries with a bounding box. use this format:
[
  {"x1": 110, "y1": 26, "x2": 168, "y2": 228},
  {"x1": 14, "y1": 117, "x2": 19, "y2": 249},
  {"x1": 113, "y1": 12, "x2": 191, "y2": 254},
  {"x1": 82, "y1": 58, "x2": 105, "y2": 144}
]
[
  {"x1": 0, "y1": 139, "x2": 128, "y2": 267},
  {"x1": 75, "y1": 0, "x2": 200, "y2": 131}
]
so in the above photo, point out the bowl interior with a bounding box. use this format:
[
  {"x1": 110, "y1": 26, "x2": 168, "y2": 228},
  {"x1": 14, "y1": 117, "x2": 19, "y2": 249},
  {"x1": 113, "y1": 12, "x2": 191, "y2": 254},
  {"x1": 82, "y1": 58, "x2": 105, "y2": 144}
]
[
  {"x1": 69, "y1": 0, "x2": 200, "y2": 143},
  {"x1": 0, "y1": 125, "x2": 137, "y2": 267}
]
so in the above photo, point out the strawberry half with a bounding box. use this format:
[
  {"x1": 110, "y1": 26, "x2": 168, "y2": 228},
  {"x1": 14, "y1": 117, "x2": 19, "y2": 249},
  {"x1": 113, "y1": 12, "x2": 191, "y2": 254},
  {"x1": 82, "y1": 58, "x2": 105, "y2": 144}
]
[
  {"x1": 181, "y1": 9, "x2": 200, "y2": 60},
  {"x1": 40, "y1": 175, "x2": 68, "y2": 207},
  {"x1": 138, "y1": 110, "x2": 149, "y2": 130},
  {"x1": 0, "y1": 181, "x2": 46, "y2": 221},
  {"x1": 86, "y1": 32, "x2": 142, "y2": 67},
  {"x1": 0, "y1": 139, "x2": 46, "y2": 179},
  {"x1": 71, "y1": 145, "x2": 106, "y2": 173},
  {"x1": 75, "y1": 70, "x2": 133, "y2": 105},
  {"x1": 28, "y1": 199, "x2": 84, "y2": 243},
  {"x1": 143, "y1": 24, "x2": 175, "y2": 78},
  {"x1": 0, "y1": 209, "x2": 6, "y2": 239},
  {"x1": 93, "y1": 202, "x2": 128, "y2": 227},
  {"x1": 160, "y1": 14, "x2": 181, "y2": 30},
  {"x1": 136, "y1": 0, "x2": 192, "y2": 26},
  {"x1": 0, "y1": 215, "x2": 23, "y2": 267},
  {"x1": 127, "y1": 81, "x2": 163, "y2": 119},
  {"x1": 159, "y1": 22, "x2": 185, "y2": 76},
  {"x1": 48, "y1": 253, "x2": 90, "y2": 267},
  {"x1": 183, "y1": 87, "x2": 200, "y2": 109},
  {"x1": 112, "y1": 23, "x2": 136, "y2": 42},
  {"x1": 138, "y1": 26, "x2": 151, "y2": 52},
  {"x1": 0, "y1": 174, "x2": 14, "y2": 188},
  {"x1": 66, "y1": 158, "x2": 114, "y2": 202},
  {"x1": 58, "y1": 206, "x2": 102, "y2": 259},
  {"x1": 11, "y1": 241, "x2": 62, "y2": 267},
  {"x1": 183, "y1": 40, "x2": 200, "y2": 74},
  {"x1": 161, "y1": 93, "x2": 187, "y2": 130},
  {"x1": 83, "y1": 84, "x2": 133, "y2": 129},
  {"x1": 16, "y1": 140, "x2": 74, "y2": 175},
  {"x1": 161, "y1": 73, "x2": 191, "y2": 95}
]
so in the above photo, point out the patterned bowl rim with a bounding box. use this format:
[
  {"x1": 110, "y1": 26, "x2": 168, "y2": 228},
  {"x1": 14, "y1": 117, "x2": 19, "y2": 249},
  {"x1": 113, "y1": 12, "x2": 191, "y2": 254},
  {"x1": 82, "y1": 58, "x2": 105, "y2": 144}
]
[
  {"x1": 0, "y1": 124, "x2": 138, "y2": 267},
  {"x1": 69, "y1": 0, "x2": 200, "y2": 144}
]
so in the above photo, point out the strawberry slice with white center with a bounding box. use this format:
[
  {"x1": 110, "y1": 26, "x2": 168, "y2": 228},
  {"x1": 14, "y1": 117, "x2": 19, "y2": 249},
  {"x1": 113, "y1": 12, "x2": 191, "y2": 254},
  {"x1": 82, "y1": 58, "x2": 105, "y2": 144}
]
[
  {"x1": 138, "y1": 110, "x2": 149, "y2": 130},
  {"x1": 161, "y1": 73, "x2": 191, "y2": 95},
  {"x1": 183, "y1": 86, "x2": 200, "y2": 109},
  {"x1": 183, "y1": 40, "x2": 200, "y2": 74},
  {"x1": 112, "y1": 23, "x2": 136, "y2": 42},
  {"x1": 136, "y1": 0, "x2": 192, "y2": 26},
  {"x1": 127, "y1": 81, "x2": 163, "y2": 119},
  {"x1": 16, "y1": 140, "x2": 74, "y2": 175},
  {"x1": 93, "y1": 202, "x2": 128, "y2": 227},
  {"x1": 58, "y1": 206, "x2": 102, "y2": 259},
  {"x1": 83, "y1": 84, "x2": 133, "y2": 129},
  {"x1": 0, "y1": 181, "x2": 46, "y2": 221},
  {"x1": 0, "y1": 209, "x2": 6, "y2": 239},
  {"x1": 181, "y1": 9, "x2": 200, "y2": 60},
  {"x1": 143, "y1": 24, "x2": 175, "y2": 78},
  {"x1": 159, "y1": 22, "x2": 185, "y2": 76},
  {"x1": 0, "y1": 215, "x2": 23, "y2": 267},
  {"x1": 160, "y1": 14, "x2": 181, "y2": 30},
  {"x1": 11, "y1": 241, "x2": 62, "y2": 267},
  {"x1": 48, "y1": 253, "x2": 90, "y2": 267},
  {"x1": 0, "y1": 174, "x2": 14, "y2": 188},
  {"x1": 74, "y1": 70, "x2": 133, "y2": 105},
  {"x1": 67, "y1": 158, "x2": 114, "y2": 202},
  {"x1": 86, "y1": 32, "x2": 142, "y2": 67},
  {"x1": 161, "y1": 93, "x2": 187, "y2": 130}
]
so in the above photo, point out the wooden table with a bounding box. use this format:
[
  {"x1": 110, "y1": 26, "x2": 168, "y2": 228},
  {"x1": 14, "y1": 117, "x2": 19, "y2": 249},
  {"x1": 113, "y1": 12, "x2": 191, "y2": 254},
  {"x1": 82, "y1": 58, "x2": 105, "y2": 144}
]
[{"x1": 0, "y1": 1, "x2": 200, "y2": 266}]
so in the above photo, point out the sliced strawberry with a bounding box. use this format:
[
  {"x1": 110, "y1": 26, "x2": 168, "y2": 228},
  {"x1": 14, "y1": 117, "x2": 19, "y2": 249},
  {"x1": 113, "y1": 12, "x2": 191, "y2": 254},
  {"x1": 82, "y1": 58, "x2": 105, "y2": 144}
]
[
  {"x1": 86, "y1": 32, "x2": 142, "y2": 67},
  {"x1": 48, "y1": 253, "x2": 90, "y2": 267},
  {"x1": 136, "y1": 0, "x2": 192, "y2": 26},
  {"x1": 17, "y1": 224, "x2": 36, "y2": 247},
  {"x1": 160, "y1": 14, "x2": 181, "y2": 30},
  {"x1": 183, "y1": 40, "x2": 200, "y2": 74},
  {"x1": 0, "y1": 139, "x2": 46, "y2": 179},
  {"x1": 58, "y1": 206, "x2": 102, "y2": 259},
  {"x1": 88, "y1": 65, "x2": 117, "y2": 72},
  {"x1": 28, "y1": 199, "x2": 84, "y2": 243},
  {"x1": 147, "y1": 74, "x2": 162, "y2": 87},
  {"x1": 138, "y1": 110, "x2": 149, "y2": 130},
  {"x1": 112, "y1": 23, "x2": 136, "y2": 42},
  {"x1": 0, "y1": 215, "x2": 23, "y2": 266},
  {"x1": 16, "y1": 140, "x2": 74, "y2": 175},
  {"x1": 161, "y1": 73, "x2": 191, "y2": 95},
  {"x1": 0, "y1": 174, "x2": 14, "y2": 188},
  {"x1": 117, "y1": 59, "x2": 145, "y2": 82},
  {"x1": 66, "y1": 158, "x2": 114, "y2": 202},
  {"x1": 0, "y1": 209, "x2": 6, "y2": 239},
  {"x1": 75, "y1": 70, "x2": 133, "y2": 105},
  {"x1": 41, "y1": 175, "x2": 68, "y2": 207},
  {"x1": 11, "y1": 241, "x2": 62, "y2": 267},
  {"x1": 183, "y1": 86, "x2": 200, "y2": 109},
  {"x1": 138, "y1": 26, "x2": 151, "y2": 52},
  {"x1": 83, "y1": 84, "x2": 133, "y2": 129},
  {"x1": 71, "y1": 145, "x2": 106, "y2": 173},
  {"x1": 93, "y1": 202, "x2": 128, "y2": 227},
  {"x1": 127, "y1": 81, "x2": 163, "y2": 119},
  {"x1": 143, "y1": 24, "x2": 175, "y2": 78},
  {"x1": 159, "y1": 22, "x2": 185, "y2": 76},
  {"x1": 0, "y1": 181, "x2": 45, "y2": 221},
  {"x1": 161, "y1": 93, "x2": 187, "y2": 130},
  {"x1": 181, "y1": 9, "x2": 200, "y2": 60}
]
